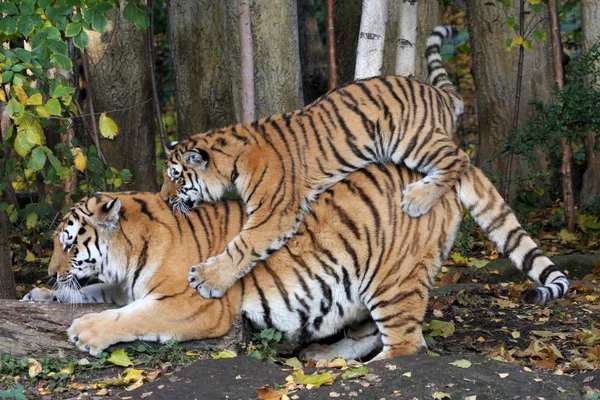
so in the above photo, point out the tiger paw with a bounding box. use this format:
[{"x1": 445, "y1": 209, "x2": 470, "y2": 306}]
[
  {"x1": 401, "y1": 181, "x2": 439, "y2": 217},
  {"x1": 188, "y1": 257, "x2": 236, "y2": 299},
  {"x1": 22, "y1": 287, "x2": 56, "y2": 302},
  {"x1": 67, "y1": 311, "x2": 121, "y2": 356}
]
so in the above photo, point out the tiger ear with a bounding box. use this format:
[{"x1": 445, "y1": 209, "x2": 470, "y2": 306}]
[
  {"x1": 183, "y1": 149, "x2": 209, "y2": 170},
  {"x1": 165, "y1": 140, "x2": 179, "y2": 158},
  {"x1": 86, "y1": 197, "x2": 121, "y2": 231}
]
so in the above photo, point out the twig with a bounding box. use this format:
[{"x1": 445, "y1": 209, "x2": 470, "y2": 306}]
[
  {"x1": 81, "y1": 51, "x2": 108, "y2": 165},
  {"x1": 503, "y1": 0, "x2": 526, "y2": 200},
  {"x1": 146, "y1": 0, "x2": 168, "y2": 154},
  {"x1": 326, "y1": 0, "x2": 337, "y2": 90},
  {"x1": 73, "y1": 99, "x2": 108, "y2": 164}
]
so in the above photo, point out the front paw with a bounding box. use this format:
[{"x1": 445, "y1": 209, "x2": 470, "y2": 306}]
[
  {"x1": 401, "y1": 181, "x2": 439, "y2": 217},
  {"x1": 188, "y1": 258, "x2": 236, "y2": 299},
  {"x1": 22, "y1": 287, "x2": 56, "y2": 302},
  {"x1": 67, "y1": 312, "x2": 119, "y2": 356}
]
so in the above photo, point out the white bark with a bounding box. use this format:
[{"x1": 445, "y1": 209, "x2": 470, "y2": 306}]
[
  {"x1": 395, "y1": 0, "x2": 419, "y2": 77},
  {"x1": 355, "y1": 0, "x2": 389, "y2": 79},
  {"x1": 238, "y1": 0, "x2": 255, "y2": 124}
]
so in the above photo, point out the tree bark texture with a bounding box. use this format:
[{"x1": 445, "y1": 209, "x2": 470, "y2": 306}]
[
  {"x1": 86, "y1": 0, "x2": 156, "y2": 191},
  {"x1": 0, "y1": 210, "x2": 16, "y2": 300},
  {"x1": 168, "y1": 1, "x2": 236, "y2": 137},
  {"x1": 333, "y1": 0, "x2": 361, "y2": 85},
  {"x1": 238, "y1": 0, "x2": 256, "y2": 123},
  {"x1": 355, "y1": 0, "x2": 389, "y2": 79},
  {"x1": 580, "y1": 0, "x2": 600, "y2": 206},
  {"x1": 225, "y1": 0, "x2": 304, "y2": 118},
  {"x1": 0, "y1": 300, "x2": 248, "y2": 359},
  {"x1": 298, "y1": 0, "x2": 328, "y2": 103},
  {"x1": 326, "y1": 0, "x2": 338, "y2": 90},
  {"x1": 395, "y1": 0, "x2": 419, "y2": 77},
  {"x1": 466, "y1": 0, "x2": 553, "y2": 201}
]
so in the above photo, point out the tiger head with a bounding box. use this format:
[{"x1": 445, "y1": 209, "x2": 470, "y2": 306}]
[
  {"x1": 161, "y1": 137, "x2": 235, "y2": 214},
  {"x1": 49, "y1": 194, "x2": 122, "y2": 288}
]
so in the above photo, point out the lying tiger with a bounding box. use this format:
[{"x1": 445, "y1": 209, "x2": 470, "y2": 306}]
[
  {"x1": 24, "y1": 164, "x2": 568, "y2": 359},
  {"x1": 163, "y1": 26, "x2": 470, "y2": 299}
]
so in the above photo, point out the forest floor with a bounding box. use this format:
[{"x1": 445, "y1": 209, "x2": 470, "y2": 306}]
[{"x1": 1, "y1": 212, "x2": 599, "y2": 399}]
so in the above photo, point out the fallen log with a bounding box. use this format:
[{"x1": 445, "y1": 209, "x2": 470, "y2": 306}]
[{"x1": 0, "y1": 300, "x2": 248, "y2": 359}]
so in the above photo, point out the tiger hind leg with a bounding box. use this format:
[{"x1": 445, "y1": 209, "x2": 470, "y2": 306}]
[
  {"x1": 397, "y1": 131, "x2": 470, "y2": 217},
  {"x1": 300, "y1": 320, "x2": 382, "y2": 361},
  {"x1": 365, "y1": 261, "x2": 434, "y2": 361}
]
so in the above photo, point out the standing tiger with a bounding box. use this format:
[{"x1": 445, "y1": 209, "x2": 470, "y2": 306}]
[
  {"x1": 162, "y1": 26, "x2": 470, "y2": 299},
  {"x1": 25, "y1": 165, "x2": 568, "y2": 359}
]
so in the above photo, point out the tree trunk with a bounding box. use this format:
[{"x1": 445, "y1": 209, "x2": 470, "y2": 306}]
[
  {"x1": 0, "y1": 300, "x2": 248, "y2": 358},
  {"x1": 355, "y1": 0, "x2": 389, "y2": 79},
  {"x1": 334, "y1": 0, "x2": 362, "y2": 85},
  {"x1": 383, "y1": 0, "x2": 439, "y2": 79},
  {"x1": 0, "y1": 209, "x2": 16, "y2": 300},
  {"x1": 466, "y1": 0, "x2": 553, "y2": 201},
  {"x1": 298, "y1": 0, "x2": 328, "y2": 103},
  {"x1": 395, "y1": 0, "x2": 419, "y2": 77},
  {"x1": 580, "y1": 0, "x2": 600, "y2": 207},
  {"x1": 226, "y1": 0, "x2": 304, "y2": 118},
  {"x1": 168, "y1": 1, "x2": 235, "y2": 137},
  {"x1": 86, "y1": 0, "x2": 156, "y2": 192},
  {"x1": 238, "y1": 0, "x2": 256, "y2": 124}
]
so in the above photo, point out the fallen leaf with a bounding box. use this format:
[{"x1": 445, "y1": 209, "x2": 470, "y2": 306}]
[
  {"x1": 256, "y1": 384, "x2": 286, "y2": 400},
  {"x1": 107, "y1": 349, "x2": 133, "y2": 367},
  {"x1": 292, "y1": 370, "x2": 339, "y2": 388},
  {"x1": 403, "y1": 372, "x2": 412, "y2": 377},
  {"x1": 211, "y1": 349, "x2": 237, "y2": 359},
  {"x1": 285, "y1": 357, "x2": 303, "y2": 370},
  {"x1": 449, "y1": 359, "x2": 472, "y2": 368},
  {"x1": 28, "y1": 358, "x2": 42, "y2": 378},
  {"x1": 497, "y1": 373, "x2": 509, "y2": 378},
  {"x1": 328, "y1": 358, "x2": 348, "y2": 369},
  {"x1": 341, "y1": 366, "x2": 367, "y2": 380},
  {"x1": 511, "y1": 331, "x2": 521, "y2": 339},
  {"x1": 96, "y1": 388, "x2": 108, "y2": 396},
  {"x1": 432, "y1": 391, "x2": 452, "y2": 399},
  {"x1": 329, "y1": 392, "x2": 341, "y2": 398}
]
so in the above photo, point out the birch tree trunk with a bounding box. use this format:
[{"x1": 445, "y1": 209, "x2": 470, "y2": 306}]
[
  {"x1": 580, "y1": 0, "x2": 600, "y2": 206},
  {"x1": 86, "y1": 0, "x2": 156, "y2": 191},
  {"x1": 238, "y1": 0, "x2": 256, "y2": 124},
  {"x1": 355, "y1": 0, "x2": 389, "y2": 79},
  {"x1": 168, "y1": 0, "x2": 236, "y2": 137},
  {"x1": 466, "y1": 0, "x2": 553, "y2": 201},
  {"x1": 395, "y1": 0, "x2": 419, "y2": 77}
]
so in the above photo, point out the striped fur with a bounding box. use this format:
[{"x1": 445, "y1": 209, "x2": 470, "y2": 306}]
[
  {"x1": 26, "y1": 165, "x2": 567, "y2": 358},
  {"x1": 161, "y1": 26, "x2": 469, "y2": 299}
]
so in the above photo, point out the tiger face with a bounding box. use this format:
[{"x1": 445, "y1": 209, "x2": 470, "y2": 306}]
[
  {"x1": 162, "y1": 142, "x2": 233, "y2": 213},
  {"x1": 49, "y1": 195, "x2": 121, "y2": 287}
]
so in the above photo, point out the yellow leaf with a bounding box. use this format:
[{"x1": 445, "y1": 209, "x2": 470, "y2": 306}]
[
  {"x1": 511, "y1": 35, "x2": 524, "y2": 48},
  {"x1": 60, "y1": 365, "x2": 74, "y2": 374},
  {"x1": 71, "y1": 147, "x2": 88, "y2": 172},
  {"x1": 27, "y1": 93, "x2": 43, "y2": 106},
  {"x1": 328, "y1": 358, "x2": 348, "y2": 369},
  {"x1": 35, "y1": 105, "x2": 51, "y2": 118},
  {"x1": 28, "y1": 358, "x2": 42, "y2": 378},
  {"x1": 25, "y1": 250, "x2": 36, "y2": 262},
  {"x1": 341, "y1": 366, "x2": 367, "y2": 380},
  {"x1": 558, "y1": 229, "x2": 578, "y2": 244},
  {"x1": 449, "y1": 359, "x2": 472, "y2": 368},
  {"x1": 284, "y1": 357, "x2": 304, "y2": 370},
  {"x1": 450, "y1": 252, "x2": 468, "y2": 266},
  {"x1": 14, "y1": 87, "x2": 28, "y2": 105},
  {"x1": 432, "y1": 391, "x2": 452, "y2": 400},
  {"x1": 497, "y1": 373, "x2": 509, "y2": 378},
  {"x1": 292, "y1": 369, "x2": 339, "y2": 388},
  {"x1": 0, "y1": 89, "x2": 6, "y2": 102},
  {"x1": 210, "y1": 349, "x2": 237, "y2": 359},
  {"x1": 185, "y1": 351, "x2": 198, "y2": 357},
  {"x1": 527, "y1": 0, "x2": 542, "y2": 4},
  {"x1": 99, "y1": 112, "x2": 118, "y2": 139},
  {"x1": 123, "y1": 368, "x2": 144, "y2": 383},
  {"x1": 107, "y1": 349, "x2": 133, "y2": 367}
]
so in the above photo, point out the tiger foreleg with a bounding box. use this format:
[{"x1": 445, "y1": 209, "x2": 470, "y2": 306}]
[
  {"x1": 23, "y1": 283, "x2": 125, "y2": 305},
  {"x1": 399, "y1": 132, "x2": 470, "y2": 217}
]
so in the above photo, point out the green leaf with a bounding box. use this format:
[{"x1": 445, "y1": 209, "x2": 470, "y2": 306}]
[
  {"x1": 45, "y1": 98, "x2": 62, "y2": 116},
  {"x1": 48, "y1": 153, "x2": 62, "y2": 171},
  {"x1": 50, "y1": 54, "x2": 73, "y2": 71},
  {"x1": 425, "y1": 320, "x2": 456, "y2": 338},
  {"x1": 14, "y1": 48, "x2": 32, "y2": 63},
  {"x1": 92, "y1": 13, "x2": 108, "y2": 33},
  {"x1": 71, "y1": 13, "x2": 82, "y2": 23},
  {"x1": 341, "y1": 366, "x2": 368, "y2": 380},
  {"x1": 449, "y1": 359, "x2": 472, "y2": 368},
  {"x1": 432, "y1": 392, "x2": 452, "y2": 400},
  {"x1": 292, "y1": 370, "x2": 339, "y2": 388},
  {"x1": 38, "y1": 0, "x2": 51, "y2": 8},
  {"x1": 123, "y1": 2, "x2": 149, "y2": 30},
  {"x1": 29, "y1": 147, "x2": 47, "y2": 171},
  {"x1": 14, "y1": 127, "x2": 41, "y2": 157},
  {"x1": 20, "y1": 0, "x2": 36, "y2": 15},
  {"x1": 210, "y1": 349, "x2": 237, "y2": 359},
  {"x1": 0, "y1": 2, "x2": 18, "y2": 15},
  {"x1": 27, "y1": 93, "x2": 43, "y2": 106},
  {"x1": 51, "y1": 85, "x2": 75, "y2": 98},
  {"x1": 18, "y1": 16, "x2": 34, "y2": 37},
  {"x1": 107, "y1": 349, "x2": 133, "y2": 367},
  {"x1": 43, "y1": 26, "x2": 61, "y2": 40},
  {"x1": 284, "y1": 357, "x2": 303, "y2": 370},
  {"x1": 559, "y1": 229, "x2": 578, "y2": 243},
  {"x1": 26, "y1": 213, "x2": 38, "y2": 229},
  {"x1": 0, "y1": 16, "x2": 18, "y2": 35},
  {"x1": 73, "y1": 30, "x2": 90, "y2": 50},
  {"x1": 99, "y1": 113, "x2": 118, "y2": 139},
  {"x1": 31, "y1": 31, "x2": 48, "y2": 48},
  {"x1": 6, "y1": 98, "x2": 24, "y2": 117},
  {"x1": 65, "y1": 22, "x2": 82, "y2": 37},
  {"x1": 2, "y1": 71, "x2": 14, "y2": 84},
  {"x1": 35, "y1": 105, "x2": 51, "y2": 118},
  {"x1": 46, "y1": 39, "x2": 68, "y2": 55}
]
